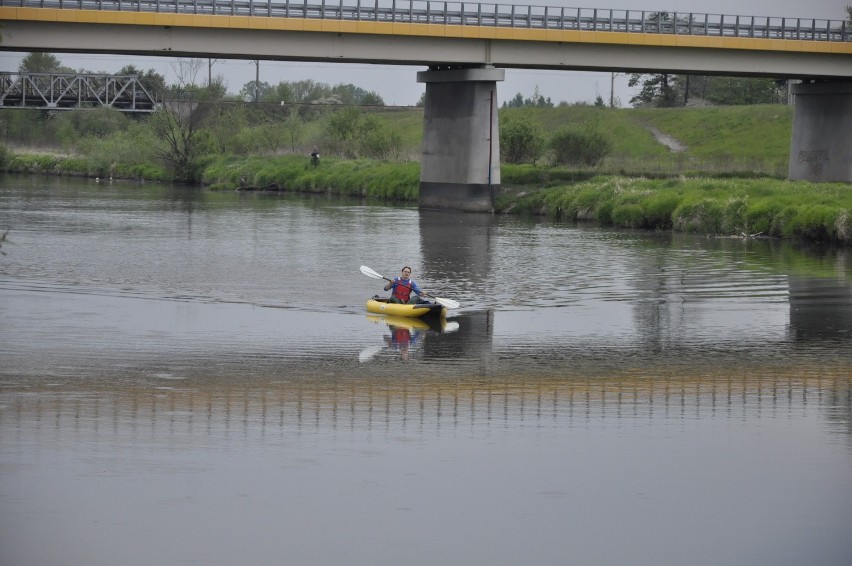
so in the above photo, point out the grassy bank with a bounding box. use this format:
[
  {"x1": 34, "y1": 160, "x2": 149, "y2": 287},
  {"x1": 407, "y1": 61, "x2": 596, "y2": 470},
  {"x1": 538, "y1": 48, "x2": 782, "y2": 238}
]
[
  {"x1": 2, "y1": 149, "x2": 850, "y2": 244},
  {"x1": 500, "y1": 176, "x2": 852, "y2": 244},
  {"x1": 0, "y1": 145, "x2": 171, "y2": 182},
  {"x1": 2, "y1": 100, "x2": 850, "y2": 246},
  {"x1": 200, "y1": 154, "x2": 421, "y2": 200},
  {"x1": 500, "y1": 104, "x2": 793, "y2": 177}
]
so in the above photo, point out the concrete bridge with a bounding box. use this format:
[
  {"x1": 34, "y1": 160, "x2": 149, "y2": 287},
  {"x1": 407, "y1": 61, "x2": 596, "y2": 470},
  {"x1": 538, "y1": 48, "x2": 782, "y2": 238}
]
[{"x1": 1, "y1": 1, "x2": 850, "y2": 209}]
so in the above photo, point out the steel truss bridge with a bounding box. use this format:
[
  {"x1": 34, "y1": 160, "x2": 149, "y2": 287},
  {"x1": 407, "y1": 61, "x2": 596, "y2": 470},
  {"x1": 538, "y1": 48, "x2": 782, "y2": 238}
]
[
  {"x1": 0, "y1": 72, "x2": 159, "y2": 112},
  {"x1": 1, "y1": 0, "x2": 850, "y2": 43}
]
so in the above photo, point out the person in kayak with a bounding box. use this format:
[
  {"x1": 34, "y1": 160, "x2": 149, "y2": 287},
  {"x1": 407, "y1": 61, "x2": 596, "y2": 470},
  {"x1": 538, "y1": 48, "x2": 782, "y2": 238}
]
[{"x1": 384, "y1": 266, "x2": 422, "y2": 304}]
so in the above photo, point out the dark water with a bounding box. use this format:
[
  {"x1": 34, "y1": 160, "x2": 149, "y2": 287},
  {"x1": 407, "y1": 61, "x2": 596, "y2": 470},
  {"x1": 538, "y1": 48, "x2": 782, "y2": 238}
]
[{"x1": 1, "y1": 175, "x2": 851, "y2": 565}]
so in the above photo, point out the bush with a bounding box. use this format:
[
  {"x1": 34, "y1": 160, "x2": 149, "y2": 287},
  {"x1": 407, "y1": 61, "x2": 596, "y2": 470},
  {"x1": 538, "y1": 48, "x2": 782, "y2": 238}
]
[
  {"x1": 500, "y1": 116, "x2": 545, "y2": 164},
  {"x1": 550, "y1": 121, "x2": 613, "y2": 167},
  {"x1": 54, "y1": 107, "x2": 132, "y2": 145}
]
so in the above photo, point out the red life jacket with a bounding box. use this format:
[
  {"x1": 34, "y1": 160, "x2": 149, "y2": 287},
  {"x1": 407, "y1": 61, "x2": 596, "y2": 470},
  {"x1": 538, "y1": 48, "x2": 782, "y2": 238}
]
[{"x1": 392, "y1": 277, "x2": 413, "y2": 302}]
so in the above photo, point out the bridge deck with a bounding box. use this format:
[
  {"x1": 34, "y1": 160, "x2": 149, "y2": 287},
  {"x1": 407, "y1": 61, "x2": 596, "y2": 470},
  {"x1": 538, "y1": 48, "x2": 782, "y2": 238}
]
[{"x1": 1, "y1": 0, "x2": 849, "y2": 43}]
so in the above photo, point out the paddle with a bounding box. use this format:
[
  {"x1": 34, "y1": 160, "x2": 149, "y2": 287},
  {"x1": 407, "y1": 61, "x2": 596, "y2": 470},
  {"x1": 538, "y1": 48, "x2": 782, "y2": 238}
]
[{"x1": 359, "y1": 265, "x2": 460, "y2": 309}]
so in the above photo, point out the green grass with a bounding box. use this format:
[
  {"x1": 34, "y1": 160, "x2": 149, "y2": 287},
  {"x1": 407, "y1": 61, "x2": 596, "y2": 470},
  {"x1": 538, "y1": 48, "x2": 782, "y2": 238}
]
[
  {"x1": 201, "y1": 154, "x2": 420, "y2": 200},
  {"x1": 505, "y1": 177, "x2": 852, "y2": 243},
  {"x1": 500, "y1": 105, "x2": 791, "y2": 176}
]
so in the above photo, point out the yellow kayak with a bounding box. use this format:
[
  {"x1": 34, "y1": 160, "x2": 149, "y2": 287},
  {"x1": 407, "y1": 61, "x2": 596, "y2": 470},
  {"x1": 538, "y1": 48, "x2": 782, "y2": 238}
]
[{"x1": 366, "y1": 297, "x2": 446, "y2": 318}]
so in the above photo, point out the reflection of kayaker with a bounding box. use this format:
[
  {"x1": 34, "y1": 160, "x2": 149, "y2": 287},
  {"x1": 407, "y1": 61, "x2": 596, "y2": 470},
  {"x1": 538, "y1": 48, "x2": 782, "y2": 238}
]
[
  {"x1": 359, "y1": 314, "x2": 458, "y2": 363},
  {"x1": 387, "y1": 326, "x2": 418, "y2": 347},
  {"x1": 384, "y1": 325, "x2": 420, "y2": 361}
]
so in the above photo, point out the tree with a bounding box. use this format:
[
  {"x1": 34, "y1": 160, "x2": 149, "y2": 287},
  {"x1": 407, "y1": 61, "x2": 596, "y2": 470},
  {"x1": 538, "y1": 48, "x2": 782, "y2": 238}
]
[
  {"x1": 631, "y1": 73, "x2": 785, "y2": 107},
  {"x1": 149, "y1": 102, "x2": 208, "y2": 182},
  {"x1": 238, "y1": 80, "x2": 276, "y2": 103},
  {"x1": 629, "y1": 73, "x2": 678, "y2": 107},
  {"x1": 325, "y1": 107, "x2": 363, "y2": 148},
  {"x1": 500, "y1": 116, "x2": 545, "y2": 164},
  {"x1": 202, "y1": 105, "x2": 249, "y2": 153},
  {"x1": 321, "y1": 107, "x2": 399, "y2": 158},
  {"x1": 361, "y1": 116, "x2": 403, "y2": 159},
  {"x1": 282, "y1": 108, "x2": 305, "y2": 153},
  {"x1": 118, "y1": 65, "x2": 167, "y2": 102},
  {"x1": 701, "y1": 77, "x2": 783, "y2": 105},
  {"x1": 505, "y1": 92, "x2": 525, "y2": 108},
  {"x1": 55, "y1": 107, "x2": 130, "y2": 147},
  {"x1": 289, "y1": 79, "x2": 329, "y2": 104},
  {"x1": 19, "y1": 52, "x2": 63, "y2": 73},
  {"x1": 502, "y1": 87, "x2": 554, "y2": 108},
  {"x1": 331, "y1": 84, "x2": 384, "y2": 106},
  {"x1": 171, "y1": 58, "x2": 203, "y2": 89},
  {"x1": 201, "y1": 75, "x2": 228, "y2": 101}
]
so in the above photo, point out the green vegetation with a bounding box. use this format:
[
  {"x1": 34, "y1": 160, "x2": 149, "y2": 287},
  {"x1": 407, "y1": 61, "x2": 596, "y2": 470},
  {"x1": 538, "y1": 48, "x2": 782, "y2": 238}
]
[
  {"x1": 549, "y1": 119, "x2": 613, "y2": 167},
  {"x1": 500, "y1": 177, "x2": 852, "y2": 244},
  {"x1": 629, "y1": 74, "x2": 785, "y2": 107},
  {"x1": 201, "y1": 155, "x2": 420, "y2": 200},
  {"x1": 500, "y1": 116, "x2": 545, "y2": 164},
  {"x1": 2, "y1": 92, "x2": 849, "y2": 244}
]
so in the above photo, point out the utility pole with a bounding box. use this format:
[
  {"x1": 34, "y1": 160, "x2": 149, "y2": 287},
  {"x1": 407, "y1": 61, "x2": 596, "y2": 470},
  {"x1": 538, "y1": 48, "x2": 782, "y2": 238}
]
[
  {"x1": 254, "y1": 60, "x2": 260, "y2": 103},
  {"x1": 610, "y1": 72, "x2": 622, "y2": 108}
]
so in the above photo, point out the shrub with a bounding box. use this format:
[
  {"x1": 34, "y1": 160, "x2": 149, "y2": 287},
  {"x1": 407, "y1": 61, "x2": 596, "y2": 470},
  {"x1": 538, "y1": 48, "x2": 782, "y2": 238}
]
[
  {"x1": 500, "y1": 116, "x2": 545, "y2": 164},
  {"x1": 550, "y1": 121, "x2": 613, "y2": 167}
]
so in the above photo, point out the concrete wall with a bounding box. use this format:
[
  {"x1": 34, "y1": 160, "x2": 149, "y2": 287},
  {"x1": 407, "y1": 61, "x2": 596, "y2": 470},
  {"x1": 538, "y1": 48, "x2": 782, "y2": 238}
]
[
  {"x1": 789, "y1": 81, "x2": 852, "y2": 183},
  {"x1": 418, "y1": 66, "x2": 504, "y2": 212}
]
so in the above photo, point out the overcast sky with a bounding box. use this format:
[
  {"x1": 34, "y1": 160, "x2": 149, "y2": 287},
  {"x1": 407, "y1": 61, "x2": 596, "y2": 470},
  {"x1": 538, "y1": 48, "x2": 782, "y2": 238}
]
[{"x1": 0, "y1": 0, "x2": 846, "y2": 106}]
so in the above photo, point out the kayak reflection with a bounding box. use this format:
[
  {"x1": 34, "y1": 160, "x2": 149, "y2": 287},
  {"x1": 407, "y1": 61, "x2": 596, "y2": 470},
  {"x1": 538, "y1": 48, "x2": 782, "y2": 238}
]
[{"x1": 360, "y1": 314, "x2": 460, "y2": 362}]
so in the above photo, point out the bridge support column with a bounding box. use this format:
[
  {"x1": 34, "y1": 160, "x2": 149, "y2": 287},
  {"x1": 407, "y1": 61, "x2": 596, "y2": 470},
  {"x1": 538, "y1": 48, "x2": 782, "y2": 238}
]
[
  {"x1": 789, "y1": 81, "x2": 852, "y2": 183},
  {"x1": 417, "y1": 66, "x2": 504, "y2": 212}
]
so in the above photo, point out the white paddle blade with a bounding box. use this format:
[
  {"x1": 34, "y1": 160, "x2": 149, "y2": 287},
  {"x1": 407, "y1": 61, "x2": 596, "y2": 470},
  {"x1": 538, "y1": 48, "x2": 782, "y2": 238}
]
[
  {"x1": 359, "y1": 265, "x2": 385, "y2": 280},
  {"x1": 434, "y1": 297, "x2": 460, "y2": 309}
]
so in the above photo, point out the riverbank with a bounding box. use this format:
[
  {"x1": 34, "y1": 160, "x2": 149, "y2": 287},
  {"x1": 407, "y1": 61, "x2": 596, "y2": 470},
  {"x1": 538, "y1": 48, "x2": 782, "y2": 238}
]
[{"x1": 2, "y1": 150, "x2": 850, "y2": 244}]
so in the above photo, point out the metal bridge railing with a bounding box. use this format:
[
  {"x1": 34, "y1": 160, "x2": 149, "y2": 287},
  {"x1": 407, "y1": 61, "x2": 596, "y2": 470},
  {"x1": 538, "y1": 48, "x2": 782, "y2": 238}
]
[{"x1": 2, "y1": 0, "x2": 850, "y2": 42}]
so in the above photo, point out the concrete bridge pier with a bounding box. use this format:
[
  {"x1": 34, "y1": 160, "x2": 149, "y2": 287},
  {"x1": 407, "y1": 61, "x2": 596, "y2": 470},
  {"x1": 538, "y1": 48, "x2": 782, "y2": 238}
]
[
  {"x1": 788, "y1": 81, "x2": 852, "y2": 183},
  {"x1": 417, "y1": 66, "x2": 505, "y2": 212}
]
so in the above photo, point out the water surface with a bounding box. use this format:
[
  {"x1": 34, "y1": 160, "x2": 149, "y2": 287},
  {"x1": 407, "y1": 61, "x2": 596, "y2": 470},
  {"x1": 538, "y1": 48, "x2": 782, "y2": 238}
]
[{"x1": 1, "y1": 175, "x2": 851, "y2": 565}]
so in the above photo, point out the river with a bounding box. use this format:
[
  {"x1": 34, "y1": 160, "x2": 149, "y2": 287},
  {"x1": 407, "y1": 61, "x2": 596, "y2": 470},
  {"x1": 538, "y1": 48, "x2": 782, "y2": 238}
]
[{"x1": 1, "y1": 174, "x2": 851, "y2": 565}]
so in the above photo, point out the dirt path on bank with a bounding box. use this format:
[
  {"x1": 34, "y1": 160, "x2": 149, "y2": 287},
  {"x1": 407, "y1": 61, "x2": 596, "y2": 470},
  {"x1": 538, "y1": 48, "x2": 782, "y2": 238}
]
[{"x1": 647, "y1": 125, "x2": 688, "y2": 152}]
